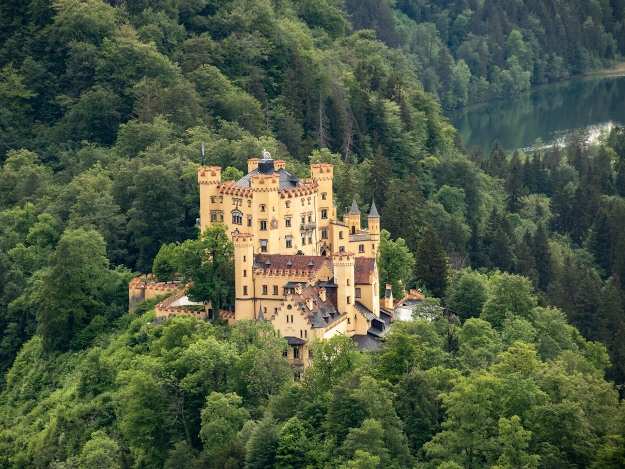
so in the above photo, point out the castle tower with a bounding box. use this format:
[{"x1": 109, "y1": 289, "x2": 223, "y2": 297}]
[
  {"x1": 333, "y1": 251, "x2": 355, "y2": 316},
  {"x1": 197, "y1": 166, "x2": 222, "y2": 231},
  {"x1": 233, "y1": 233, "x2": 255, "y2": 321},
  {"x1": 346, "y1": 198, "x2": 361, "y2": 235},
  {"x1": 368, "y1": 199, "x2": 380, "y2": 256}
]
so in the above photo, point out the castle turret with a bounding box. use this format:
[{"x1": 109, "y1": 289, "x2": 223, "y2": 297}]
[
  {"x1": 333, "y1": 252, "x2": 355, "y2": 316},
  {"x1": 198, "y1": 166, "x2": 222, "y2": 231},
  {"x1": 233, "y1": 233, "x2": 255, "y2": 321},
  {"x1": 346, "y1": 198, "x2": 361, "y2": 235},
  {"x1": 247, "y1": 158, "x2": 260, "y2": 173},
  {"x1": 368, "y1": 199, "x2": 380, "y2": 255}
]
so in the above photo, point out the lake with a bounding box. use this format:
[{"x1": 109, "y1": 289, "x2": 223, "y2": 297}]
[{"x1": 447, "y1": 74, "x2": 625, "y2": 153}]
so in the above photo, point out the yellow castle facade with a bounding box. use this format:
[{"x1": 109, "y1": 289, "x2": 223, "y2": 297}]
[{"x1": 197, "y1": 151, "x2": 392, "y2": 368}]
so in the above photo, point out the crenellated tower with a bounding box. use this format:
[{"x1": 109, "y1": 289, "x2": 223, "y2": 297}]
[
  {"x1": 233, "y1": 233, "x2": 255, "y2": 321},
  {"x1": 197, "y1": 166, "x2": 222, "y2": 231}
]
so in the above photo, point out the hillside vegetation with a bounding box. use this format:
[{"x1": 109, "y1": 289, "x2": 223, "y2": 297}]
[{"x1": 1, "y1": 0, "x2": 625, "y2": 467}]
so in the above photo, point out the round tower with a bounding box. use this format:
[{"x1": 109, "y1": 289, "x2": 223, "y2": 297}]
[{"x1": 233, "y1": 233, "x2": 255, "y2": 321}]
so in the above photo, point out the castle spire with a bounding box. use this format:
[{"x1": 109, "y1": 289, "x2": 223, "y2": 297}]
[
  {"x1": 368, "y1": 199, "x2": 380, "y2": 218},
  {"x1": 348, "y1": 198, "x2": 360, "y2": 215},
  {"x1": 257, "y1": 304, "x2": 265, "y2": 322}
]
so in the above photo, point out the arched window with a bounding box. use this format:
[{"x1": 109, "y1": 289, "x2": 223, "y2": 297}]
[{"x1": 232, "y1": 211, "x2": 243, "y2": 225}]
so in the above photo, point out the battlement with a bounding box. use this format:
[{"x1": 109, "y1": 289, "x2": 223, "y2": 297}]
[
  {"x1": 233, "y1": 233, "x2": 255, "y2": 245},
  {"x1": 250, "y1": 173, "x2": 280, "y2": 190},
  {"x1": 198, "y1": 166, "x2": 222, "y2": 184},
  {"x1": 275, "y1": 160, "x2": 286, "y2": 170},
  {"x1": 247, "y1": 158, "x2": 260, "y2": 173},
  {"x1": 310, "y1": 163, "x2": 334, "y2": 180},
  {"x1": 333, "y1": 251, "x2": 355, "y2": 262},
  {"x1": 280, "y1": 181, "x2": 318, "y2": 197}
]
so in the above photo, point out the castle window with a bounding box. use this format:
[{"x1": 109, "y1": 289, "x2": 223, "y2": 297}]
[
  {"x1": 263, "y1": 285, "x2": 268, "y2": 295},
  {"x1": 339, "y1": 232, "x2": 343, "y2": 239},
  {"x1": 283, "y1": 349, "x2": 288, "y2": 357},
  {"x1": 210, "y1": 212, "x2": 217, "y2": 222},
  {"x1": 232, "y1": 211, "x2": 243, "y2": 225},
  {"x1": 243, "y1": 286, "x2": 248, "y2": 295},
  {"x1": 308, "y1": 213, "x2": 312, "y2": 223},
  {"x1": 247, "y1": 216, "x2": 252, "y2": 226},
  {"x1": 321, "y1": 228, "x2": 328, "y2": 239},
  {"x1": 305, "y1": 330, "x2": 307, "y2": 338},
  {"x1": 347, "y1": 279, "x2": 350, "y2": 286},
  {"x1": 301, "y1": 214, "x2": 305, "y2": 224},
  {"x1": 308, "y1": 197, "x2": 311, "y2": 205},
  {"x1": 286, "y1": 315, "x2": 289, "y2": 323},
  {"x1": 347, "y1": 296, "x2": 351, "y2": 304},
  {"x1": 275, "y1": 307, "x2": 278, "y2": 314},
  {"x1": 339, "y1": 246, "x2": 345, "y2": 252},
  {"x1": 260, "y1": 204, "x2": 266, "y2": 212},
  {"x1": 285, "y1": 217, "x2": 291, "y2": 227},
  {"x1": 210, "y1": 196, "x2": 215, "y2": 203},
  {"x1": 248, "y1": 200, "x2": 252, "y2": 207},
  {"x1": 219, "y1": 196, "x2": 223, "y2": 203},
  {"x1": 243, "y1": 256, "x2": 246, "y2": 262},
  {"x1": 286, "y1": 236, "x2": 292, "y2": 248},
  {"x1": 322, "y1": 192, "x2": 327, "y2": 200},
  {"x1": 286, "y1": 201, "x2": 290, "y2": 208},
  {"x1": 220, "y1": 212, "x2": 224, "y2": 221},
  {"x1": 294, "y1": 347, "x2": 300, "y2": 359},
  {"x1": 321, "y1": 209, "x2": 327, "y2": 219},
  {"x1": 356, "y1": 288, "x2": 361, "y2": 298},
  {"x1": 351, "y1": 226, "x2": 355, "y2": 234},
  {"x1": 260, "y1": 240, "x2": 268, "y2": 252},
  {"x1": 243, "y1": 270, "x2": 247, "y2": 277},
  {"x1": 301, "y1": 234, "x2": 306, "y2": 246},
  {"x1": 359, "y1": 244, "x2": 364, "y2": 253},
  {"x1": 308, "y1": 232, "x2": 312, "y2": 244},
  {"x1": 309, "y1": 349, "x2": 313, "y2": 359},
  {"x1": 274, "y1": 285, "x2": 278, "y2": 295},
  {"x1": 300, "y1": 330, "x2": 303, "y2": 338},
  {"x1": 260, "y1": 220, "x2": 267, "y2": 230},
  {"x1": 301, "y1": 198, "x2": 305, "y2": 206}
]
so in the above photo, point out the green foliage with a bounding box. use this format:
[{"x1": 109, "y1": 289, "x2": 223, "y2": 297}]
[
  {"x1": 200, "y1": 392, "x2": 250, "y2": 453},
  {"x1": 378, "y1": 229, "x2": 414, "y2": 300}
]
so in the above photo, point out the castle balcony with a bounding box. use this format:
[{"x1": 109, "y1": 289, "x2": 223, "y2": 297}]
[
  {"x1": 349, "y1": 233, "x2": 371, "y2": 242},
  {"x1": 300, "y1": 222, "x2": 317, "y2": 231}
]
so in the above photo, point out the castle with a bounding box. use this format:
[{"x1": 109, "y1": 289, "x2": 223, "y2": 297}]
[{"x1": 197, "y1": 151, "x2": 394, "y2": 368}]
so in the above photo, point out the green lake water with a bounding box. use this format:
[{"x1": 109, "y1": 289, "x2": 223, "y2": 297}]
[{"x1": 448, "y1": 74, "x2": 625, "y2": 153}]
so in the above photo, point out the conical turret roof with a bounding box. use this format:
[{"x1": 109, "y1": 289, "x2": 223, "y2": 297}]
[
  {"x1": 348, "y1": 198, "x2": 360, "y2": 215},
  {"x1": 368, "y1": 199, "x2": 380, "y2": 218}
]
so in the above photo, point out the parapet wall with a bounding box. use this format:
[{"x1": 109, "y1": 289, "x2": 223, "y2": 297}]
[{"x1": 128, "y1": 274, "x2": 182, "y2": 311}]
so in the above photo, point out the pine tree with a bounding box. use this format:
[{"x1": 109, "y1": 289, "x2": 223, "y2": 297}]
[
  {"x1": 414, "y1": 225, "x2": 450, "y2": 298},
  {"x1": 506, "y1": 150, "x2": 525, "y2": 213},
  {"x1": 532, "y1": 223, "x2": 553, "y2": 291},
  {"x1": 381, "y1": 176, "x2": 425, "y2": 253}
]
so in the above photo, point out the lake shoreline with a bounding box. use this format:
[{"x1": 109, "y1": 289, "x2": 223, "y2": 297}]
[{"x1": 446, "y1": 61, "x2": 625, "y2": 116}]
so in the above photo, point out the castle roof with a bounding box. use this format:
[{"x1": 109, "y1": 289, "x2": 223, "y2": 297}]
[
  {"x1": 368, "y1": 199, "x2": 380, "y2": 218},
  {"x1": 348, "y1": 198, "x2": 360, "y2": 215},
  {"x1": 232, "y1": 157, "x2": 303, "y2": 190},
  {"x1": 292, "y1": 282, "x2": 340, "y2": 328}
]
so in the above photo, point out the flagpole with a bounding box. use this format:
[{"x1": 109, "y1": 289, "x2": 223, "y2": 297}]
[{"x1": 201, "y1": 139, "x2": 205, "y2": 163}]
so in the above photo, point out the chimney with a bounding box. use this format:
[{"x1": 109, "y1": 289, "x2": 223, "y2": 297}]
[{"x1": 384, "y1": 284, "x2": 393, "y2": 310}]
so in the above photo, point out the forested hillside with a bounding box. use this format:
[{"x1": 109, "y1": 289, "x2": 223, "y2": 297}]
[{"x1": 2, "y1": 0, "x2": 625, "y2": 467}]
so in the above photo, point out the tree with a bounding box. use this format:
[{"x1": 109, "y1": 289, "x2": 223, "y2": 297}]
[
  {"x1": 445, "y1": 269, "x2": 489, "y2": 322},
  {"x1": 200, "y1": 392, "x2": 250, "y2": 454},
  {"x1": 493, "y1": 416, "x2": 539, "y2": 469},
  {"x1": 378, "y1": 229, "x2": 414, "y2": 300},
  {"x1": 275, "y1": 417, "x2": 310, "y2": 468},
  {"x1": 33, "y1": 228, "x2": 116, "y2": 352},
  {"x1": 77, "y1": 430, "x2": 120, "y2": 469},
  {"x1": 381, "y1": 176, "x2": 425, "y2": 252},
  {"x1": 178, "y1": 223, "x2": 235, "y2": 312},
  {"x1": 481, "y1": 274, "x2": 537, "y2": 330},
  {"x1": 153, "y1": 242, "x2": 179, "y2": 282},
  {"x1": 245, "y1": 414, "x2": 279, "y2": 469},
  {"x1": 414, "y1": 225, "x2": 450, "y2": 298}
]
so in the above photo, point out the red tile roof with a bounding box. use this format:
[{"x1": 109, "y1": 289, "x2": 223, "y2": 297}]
[{"x1": 355, "y1": 257, "x2": 374, "y2": 284}]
